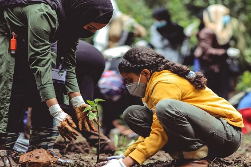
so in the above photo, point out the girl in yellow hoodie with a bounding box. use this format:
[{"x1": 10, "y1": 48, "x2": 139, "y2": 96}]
[{"x1": 102, "y1": 47, "x2": 243, "y2": 167}]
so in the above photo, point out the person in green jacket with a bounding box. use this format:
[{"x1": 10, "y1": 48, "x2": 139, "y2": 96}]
[{"x1": 0, "y1": 0, "x2": 113, "y2": 165}]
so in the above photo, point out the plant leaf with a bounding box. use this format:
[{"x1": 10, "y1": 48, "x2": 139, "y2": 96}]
[
  {"x1": 114, "y1": 133, "x2": 119, "y2": 147},
  {"x1": 121, "y1": 135, "x2": 127, "y2": 146},
  {"x1": 87, "y1": 100, "x2": 95, "y2": 107},
  {"x1": 88, "y1": 111, "x2": 97, "y2": 121},
  {"x1": 94, "y1": 98, "x2": 105, "y2": 104},
  {"x1": 127, "y1": 139, "x2": 136, "y2": 147},
  {"x1": 83, "y1": 106, "x2": 92, "y2": 112}
]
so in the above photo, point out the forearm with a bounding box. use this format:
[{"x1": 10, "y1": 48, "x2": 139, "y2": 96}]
[
  {"x1": 69, "y1": 92, "x2": 81, "y2": 100},
  {"x1": 45, "y1": 98, "x2": 59, "y2": 108},
  {"x1": 65, "y1": 67, "x2": 80, "y2": 94},
  {"x1": 206, "y1": 47, "x2": 226, "y2": 57}
]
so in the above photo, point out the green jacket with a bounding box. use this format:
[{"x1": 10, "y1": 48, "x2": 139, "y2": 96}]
[{"x1": 0, "y1": 3, "x2": 79, "y2": 133}]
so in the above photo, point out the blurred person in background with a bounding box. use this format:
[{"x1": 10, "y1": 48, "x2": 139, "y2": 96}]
[
  {"x1": 93, "y1": 0, "x2": 146, "y2": 52},
  {"x1": 150, "y1": 7, "x2": 186, "y2": 63},
  {"x1": 194, "y1": 4, "x2": 237, "y2": 100}
]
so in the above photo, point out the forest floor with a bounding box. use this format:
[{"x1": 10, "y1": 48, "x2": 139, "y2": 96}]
[{"x1": 52, "y1": 133, "x2": 251, "y2": 167}]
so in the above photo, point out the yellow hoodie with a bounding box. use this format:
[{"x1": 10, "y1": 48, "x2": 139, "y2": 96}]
[{"x1": 123, "y1": 70, "x2": 243, "y2": 165}]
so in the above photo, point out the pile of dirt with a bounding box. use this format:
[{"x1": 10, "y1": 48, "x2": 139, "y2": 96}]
[{"x1": 20, "y1": 149, "x2": 58, "y2": 167}]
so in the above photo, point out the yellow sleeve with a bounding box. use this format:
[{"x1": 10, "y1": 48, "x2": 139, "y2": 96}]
[
  {"x1": 128, "y1": 82, "x2": 182, "y2": 164},
  {"x1": 123, "y1": 136, "x2": 145, "y2": 157}
]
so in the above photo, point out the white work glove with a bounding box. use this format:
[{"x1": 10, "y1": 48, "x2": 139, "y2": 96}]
[
  {"x1": 49, "y1": 104, "x2": 78, "y2": 141},
  {"x1": 103, "y1": 159, "x2": 126, "y2": 167},
  {"x1": 70, "y1": 96, "x2": 86, "y2": 107},
  {"x1": 107, "y1": 154, "x2": 125, "y2": 160},
  {"x1": 227, "y1": 48, "x2": 240, "y2": 57}
]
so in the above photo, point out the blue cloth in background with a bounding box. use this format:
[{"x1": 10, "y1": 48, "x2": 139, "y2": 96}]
[
  {"x1": 193, "y1": 58, "x2": 200, "y2": 72},
  {"x1": 237, "y1": 92, "x2": 251, "y2": 110}
]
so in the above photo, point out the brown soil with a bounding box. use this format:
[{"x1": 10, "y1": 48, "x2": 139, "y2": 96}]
[{"x1": 50, "y1": 133, "x2": 251, "y2": 167}]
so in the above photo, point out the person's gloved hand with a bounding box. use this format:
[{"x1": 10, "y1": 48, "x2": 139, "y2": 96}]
[
  {"x1": 227, "y1": 48, "x2": 240, "y2": 57},
  {"x1": 102, "y1": 159, "x2": 126, "y2": 167},
  {"x1": 49, "y1": 104, "x2": 78, "y2": 141},
  {"x1": 71, "y1": 96, "x2": 101, "y2": 131}
]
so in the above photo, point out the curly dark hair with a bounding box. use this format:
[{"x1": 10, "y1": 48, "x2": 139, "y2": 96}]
[{"x1": 118, "y1": 47, "x2": 207, "y2": 89}]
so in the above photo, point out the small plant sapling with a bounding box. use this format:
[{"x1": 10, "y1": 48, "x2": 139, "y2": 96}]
[
  {"x1": 83, "y1": 98, "x2": 105, "y2": 163},
  {"x1": 114, "y1": 134, "x2": 136, "y2": 155}
]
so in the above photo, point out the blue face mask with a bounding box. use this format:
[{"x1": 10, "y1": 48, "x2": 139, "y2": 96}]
[
  {"x1": 223, "y1": 15, "x2": 231, "y2": 25},
  {"x1": 154, "y1": 20, "x2": 167, "y2": 28}
]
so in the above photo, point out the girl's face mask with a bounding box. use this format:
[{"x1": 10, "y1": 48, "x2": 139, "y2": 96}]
[{"x1": 126, "y1": 74, "x2": 147, "y2": 98}]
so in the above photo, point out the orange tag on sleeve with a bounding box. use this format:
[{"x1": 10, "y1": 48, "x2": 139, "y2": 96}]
[{"x1": 10, "y1": 32, "x2": 17, "y2": 54}]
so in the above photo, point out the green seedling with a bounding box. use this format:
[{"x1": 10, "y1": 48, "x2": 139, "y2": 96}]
[
  {"x1": 114, "y1": 134, "x2": 136, "y2": 155},
  {"x1": 83, "y1": 98, "x2": 105, "y2": 163}
]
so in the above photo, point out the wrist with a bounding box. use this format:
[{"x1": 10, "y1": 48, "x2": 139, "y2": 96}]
[
  {"x1": 70, "y1": 96, "x2": 85, "y2": 108},
  {"x1": 122, "y1": 156, "x2": 137, "y2": 167},
  {"x1": 49, "y1": 104, "x2": 67, "y2": 126},
  {"x1": 49, "y1": 104, "x2": 62, "y2": 117}
]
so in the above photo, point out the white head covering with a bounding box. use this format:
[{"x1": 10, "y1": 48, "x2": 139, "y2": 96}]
[{"x1": 203, "y1": 4, "x2": 233, "y2": 45}]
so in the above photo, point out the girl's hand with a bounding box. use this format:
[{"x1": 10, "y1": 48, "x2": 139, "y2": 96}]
[{"x1": 122, "y1": 156, "x2": 138, "y2": 167}]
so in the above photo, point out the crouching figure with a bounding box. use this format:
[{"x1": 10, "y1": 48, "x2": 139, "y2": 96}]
[{"x1": 101, "y1": 47, "x2": 243, "y2": 167}]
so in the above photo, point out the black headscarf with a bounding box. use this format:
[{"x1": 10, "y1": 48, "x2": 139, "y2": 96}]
[
  {"x1": 152, "y1": 7, "x2": 171, "y2": 23},
  {"x1": 65, "y1": 0, "x2": 113, "y2": 25},
  {"x1": 62, "y1": 0, "x2": 113, "y2": 38}
]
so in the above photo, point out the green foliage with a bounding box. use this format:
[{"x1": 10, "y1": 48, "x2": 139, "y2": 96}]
[
  {"x1": 94, "y1": 99, "x2": 106, "y2": 103},
  {"x1": 87, "y1": 100, "x2": 95, "y2": 107},
  {"x1": 83, "y1": 106, "x2": 92, "y2": 112},
  {"x1": 236, "y1": 71, "x2": 251, "y2": 92},
  {"x1": 116, "y1": 0, "x2": 153, "y2": 41},
  {"x1": 88, "y1": 112, "x2": 97, "y2": 121},
  {"x1": 114, "y1": 0, "x2": 251, "y2": 93},
  {"x1": 113, "y1": 134, "x2": 136, "y2": 155},
  {"x1": 82, "y1": 98, "x2": 105, "y2": 163},
  {"x1": 84, "y1": 99, "x2": 105, "y2": 121}
]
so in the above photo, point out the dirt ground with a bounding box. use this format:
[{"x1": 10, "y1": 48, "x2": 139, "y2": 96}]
[{"x1": 50, "y1": 133, "x2": 251, "y2": 167}]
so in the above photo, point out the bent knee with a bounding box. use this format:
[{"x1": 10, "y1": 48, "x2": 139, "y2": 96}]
[
  {"x1": 123, "y1": 105, "x2": 143, "y2": 122},
  {"x1": 155, "y1": 99, "x2": 182, "y2": 119}
]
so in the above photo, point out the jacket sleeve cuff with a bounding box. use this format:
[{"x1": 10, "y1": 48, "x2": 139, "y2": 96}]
[
  {"x1": 129, "y1": 149, "x2": 148, "y2": 165},
  {"x1": 123, "y1": 148, "x2": 136, "y2": 157},
  {"x1": 39, "y1": 84, "x2": 56, "y2": 101}
]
